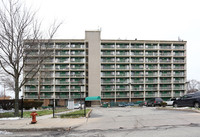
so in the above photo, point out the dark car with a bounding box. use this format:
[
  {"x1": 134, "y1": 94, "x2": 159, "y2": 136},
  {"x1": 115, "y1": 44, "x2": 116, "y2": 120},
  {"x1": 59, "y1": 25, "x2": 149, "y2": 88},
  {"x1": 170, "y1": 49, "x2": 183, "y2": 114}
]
[
  {"x1": 173, "y1": 92, "x2": 200, "y2": 108},
  {"x1": 146, "y1": 97, "x2": 164, "y2": 107}
]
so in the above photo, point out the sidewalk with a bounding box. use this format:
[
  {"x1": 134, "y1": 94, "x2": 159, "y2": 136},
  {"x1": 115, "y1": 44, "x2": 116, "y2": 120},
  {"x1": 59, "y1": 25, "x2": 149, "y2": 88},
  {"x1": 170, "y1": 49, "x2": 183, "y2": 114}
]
[{"x1": 0, "y1": 110, "x2": 88, "y2": 131}]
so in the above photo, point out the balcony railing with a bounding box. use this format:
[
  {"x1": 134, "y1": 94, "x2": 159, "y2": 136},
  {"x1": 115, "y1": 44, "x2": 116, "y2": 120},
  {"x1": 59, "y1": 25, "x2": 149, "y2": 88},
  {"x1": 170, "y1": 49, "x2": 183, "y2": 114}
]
[
  {"x1": 160, "y1": 80, "x2": 171, "y2": 83},
  {"x1": 102, "y1": 88, "x2": 115, "y2": 91},
  {"x1": 101, "y1": 95, "x2": 115, "y2": 98},
  {"x1": 40, "y1": 95, "x2": 52, "y2": 99},
  {"x1": 116, "y1": 88, "x2": 129, "y2": 91},
  {"x1": 25, "y1": 95, "x2": 38, "y2": 99},
  {"x1": 116, "y1": 52, "x2": 129, "y2": 55},
  {"x1": 145, "y1": 94, "x2": 156, "y2": 97},
  {"x1": 160, "y1": 87, "x2": 172, "y2": 90},
  {"x1": 102, "y1": 52, "x2": 115, "y2": 55},
  {"x1": 173, "y1": 80, "x2": 184, "y2": 83},
  {"x1": 56, "y1": 81, "x2": 69, "y2": 85},
  {"x1": 101, "y1": 81, "x2": 115, "y2": 84},
  {"x1": 133, "y1": 94, "x2": 144, "y2": 98},
  {"x1": 174, "y1": 53, "x2": 184, "y2": 56},
  {"x1": 101, "y1": 74, "x2": 115, "y2": 77},
  {"x1": 132, "y1": 88, "x2": 144, "y2": 91},
  {"x1": 132, "y1": 81, "x2": 144, "y2": 83},
  {"x1": 102, "y1": 59, "x2": 115, "y2": 62},
  {"x1": 160, "y1": 53, "x2": 171, "y2": 56},
  {"x1": 55, "y1": 88, "x2": 69, "y2": 92},
  {"x1": 116, "y1": 45, "x2": 129, "y2": 48},
  {"x1": 160, "y1": 73, "x2": 171, "y2": 76},
  {"x1": 131, "y1": 45, "x2": 144, "y2": 49},
  {"x1": 173, "y1": 60, "x2": 185, "y2": 63},
  {"x1": 116, "y1": 66, "x2": 129, "y2": 70},
  {"x1": 102, "y1": 66, "x2": 115, "y2": 70},
  {"x1": 145, "y1": 46, "x2": 158, "y2": 49},
  {"x1": 116, "y1": 95, "x2": 129, "y2": 98},
  {"x1": 131, "y1": 60, "x2": 144, "y2": 62},
  {"x1": 160, "y1": 46, "x2": 171, "y2": 49},
  {"x1": 173, "y1": 74, "x2": 185, "y2": 76},
  {"x1": 145, "y1": 80, "x2": 158, "y2": 83},
  {"x1": 40, "y1": 88, "x2": 53, "y2": 92},
  {"x1": 173, "y1": 87, "x2": 184, "y2": 90},
  {"x1": 145, "y1": 87, "x2": 158, "y2": 91},
  {"x1": 56, "y1": 95, "x2": 69, "y2": 99},
  {"x1": 102, "y1": 45, "x2": 115, "y2": 48}
]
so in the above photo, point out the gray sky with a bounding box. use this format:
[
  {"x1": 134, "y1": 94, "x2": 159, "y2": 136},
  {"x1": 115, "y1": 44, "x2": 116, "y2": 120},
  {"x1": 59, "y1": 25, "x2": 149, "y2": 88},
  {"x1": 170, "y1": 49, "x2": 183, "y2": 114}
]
[
  {"x1": 1, "y1": 0, "x2": 200, "y2": 95},
  {"x1": 27, "y1": 0, "x2": 199, "y2": 80}
]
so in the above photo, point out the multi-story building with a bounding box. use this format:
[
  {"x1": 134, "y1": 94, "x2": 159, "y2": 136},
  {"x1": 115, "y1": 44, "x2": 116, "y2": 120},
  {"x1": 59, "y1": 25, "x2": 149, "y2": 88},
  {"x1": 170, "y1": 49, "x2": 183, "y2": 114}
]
[{"x1": 23, "y1": 31, "x2": 187, "y2": 106}]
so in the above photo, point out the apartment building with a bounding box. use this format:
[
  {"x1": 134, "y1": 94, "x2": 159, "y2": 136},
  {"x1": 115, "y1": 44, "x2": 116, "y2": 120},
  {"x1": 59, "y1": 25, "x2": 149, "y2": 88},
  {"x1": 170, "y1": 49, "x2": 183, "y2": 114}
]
[{"x1": 23, "y1": 31, "x2": 187, "y2": 106}]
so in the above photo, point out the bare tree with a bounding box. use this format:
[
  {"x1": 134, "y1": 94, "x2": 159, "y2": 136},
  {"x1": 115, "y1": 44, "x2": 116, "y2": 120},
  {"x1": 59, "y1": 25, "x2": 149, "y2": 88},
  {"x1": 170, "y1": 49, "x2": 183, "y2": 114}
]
[
  {"x1": 187, "y1": 79, "x2": 200, "y2": 93},
  {"x1": 0, "y1": 0, "x2": 61, "y2": 116}
]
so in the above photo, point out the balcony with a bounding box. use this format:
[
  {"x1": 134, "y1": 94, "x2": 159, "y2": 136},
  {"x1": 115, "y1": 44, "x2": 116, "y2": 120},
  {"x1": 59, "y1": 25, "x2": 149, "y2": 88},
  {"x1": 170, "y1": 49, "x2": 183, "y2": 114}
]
[
  {"x1": 173, "y1": 87, "x2": 184, "y2": 90},
  {"x1": 102, "y1": 88, "x2": 115, "y2": 91},
  {"x1": 70, "y1": 52, "x2": 85, "y2": 56},
  {"x1": 101, "y1": 95, "x2": 115, "y2": 98},
  {"x1": 145, "y1": 53, "x2": 158, "y2": 56},
  {"x1": 132, "y1": 73, "x2": 144, "y2": 76},
  {"x1": 131, "y1": 60, "x2": 144, "y2": 63},
  {"x1": 174, "y1": 53, "x2": 184, "y2": 56},
  {"x1": 173, "y1": 92, "x2": 184, "y2": 97},
  {"x1": 101, "y1": 74, "x2": 115, "y2": 77},
  {"x1": 145, "y1": 46, "x2": 158, "y2": 49},
  {"x1": 70, "y1": 44, "x2": 85, "y2": 48},
  {"x1": 160, "y1": 60, "x2": 171, "y2": 63},
  {"x1": 173, "y1": 60, "x2": 185, "y2": 63},
  {"x1": 160, "y1": 53, "x2": 171, "y2": 56},
  {"x1": 116, "y1": 94, "x2": 129, "y2": 98},
  {"x1": 101, "y1": 81, "x2": 115, "y2": 84},
  {"x1": 26, "y1": 81, "x2": 38, "y2": 85},
  {"x1": 173, "y1": 80, "x2": 184, "y2": 83},
  {"x1": 101, "y1": 45, "x2": 115, "y2": 49},
  {"x1": 160, "y1": 80, "x2": 171, "y2": 83},
  {"x1": 102, "y1": 59, "x2": 115, "y2": 63},
  {"x1": 132, "y1": 81, "x2": 144, "y2": 84},
  {"x1": 133, "y1": 94, "x2": 144, "y2": 98},
  {"x1": 101, "y1": 66, "x2": 115, "y2": 70},
  {"x1": 116, "y1": 45, "x2": 129, "y2": 49},
  {"x1": 116, "y1": 81, "x2": 129, "y2": 84},
  {"x1": 116, "y1": 52, "x2": 129, "y2": 56},
  {"x1": 40, "y1": 88, "x2": 53, "y2": 92},
  {"x1": 145, "y1": 94, "x2": 156, "y2": 97},
  {"x1": 116, "y1": 59, "x2": 129, "y2": 63},
  {"x1": 56, "y1": 81, "x2": 69, "y2": 85},
  {"x1": 41, "y1": 81, "x2": 53, "y2": 85},
  {"x1": 145, "y1": 87, "x2": 158, "y2": 91},
  {"x1": 116, "y1": 73, "x2": 129, "y2": 77},
  {"x1": 70, "y1": 67, "x2": 85, "y2": 70},
  {"x1": 25, "y1": 95, "x2": 38, "y2": 99},
  {"x1": 56, "y1": 59, "x2": 69, "y2": 63},
  {"x1": 160, "y1": 67, "x2": 171, "y2": 70},
  {"x1": 56, "y1": 95, "x2": 69, "y2": 99},
  {"x1": 71, "y1": 95, "x2": 81, "y2": 99},
  {"x1": 131, "y1": 44, "x2": 144, "y2": 49},
  {"x1": 55, "y1": 44, "x2": 70, "y2": 49},
  {"x1": 173, "y1": 73, "x2": 185, "y2": 77},
  {"x1": 173, "y1": 67, "x2": 185, "y2": 70},
  {"x1": 71, "y1": 81, "x2": 84, "y2": 84},
  {"x1": 145, "y1": 74, "x2": 157, "y2": 77},
  {"x1": 131, "y1": 53, "x2": 144, "y2": 56},
  {"x1": 101, "y1": 52, "x2": 115, "y2": 56},
  {"x1": 55, "y1": 52, "x2": 69, "y2": 55},
  {"x1": 40, "y1": 95, "x2": 52, "y2": 99},
  {"x1": 145, "y1": 60, "x2": 158, "y2": 63},
  {"x1": 55, "y1": 88, "x2": 69, "y2": 92},
  {"x1": 116, "y1": 66, "x2": 129, "y2": 70},
  {"x1": 145, "y1": 80, "x2": 158, "y2": 83},
  {"x1": 160, "y1": 73, "x2": 171, "y2": 77},
  {"x1": 132, "y1": 88, "x2": 144, "y2": 91},
  {"x1": 131, "y1": 66, "x2": 144, "y2": 70},
  {"x1": 55, "y1": 74, "x2": 70, "y2": 77},
  {"x1": 160, "y1": 87, "x2": 172, "y2": 90},
  {"x1": 116, "y1": 88, "x2": 129, "y2": 91},
  {"x1": 173, "y1": 46, "x2": 184, "y2": 50},
  {"x1": 71, "y1": 59, "x2": 85, "y2": 63},
  {"x1": 25, "y1": 88, "x2": 37, "y2": 92},
  {"x1": 160, "y1": 46, "x2": 171, "y2": 49},
  {"x1": 71, "y1": 89, "x2": 81, "y2": 92}
]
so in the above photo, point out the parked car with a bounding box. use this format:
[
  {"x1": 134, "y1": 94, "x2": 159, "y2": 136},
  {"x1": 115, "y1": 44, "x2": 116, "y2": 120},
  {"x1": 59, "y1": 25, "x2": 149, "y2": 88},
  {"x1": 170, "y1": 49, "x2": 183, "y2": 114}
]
[
  {"x1": 118, "y1": 102, "x2": 126, "y2": 107},
  {"x1": 173, "y1": 92, "x2": 200, "y2": 108},
  {"x1": 165, "y1": 98, "x2": 176, "y2": 106},
  {"x1": 146, "y1": 97, "x2": 164, "y2": 107},
  {"x1": 74, "y1": 103, "x2": 84, "y2": 109}
]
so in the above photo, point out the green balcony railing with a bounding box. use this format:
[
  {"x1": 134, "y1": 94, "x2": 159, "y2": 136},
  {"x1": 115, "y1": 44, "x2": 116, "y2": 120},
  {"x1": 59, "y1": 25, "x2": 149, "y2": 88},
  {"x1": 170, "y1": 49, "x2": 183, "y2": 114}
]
[{"x1": 101, "y1": 95, "x2": 115, "y2": 98}]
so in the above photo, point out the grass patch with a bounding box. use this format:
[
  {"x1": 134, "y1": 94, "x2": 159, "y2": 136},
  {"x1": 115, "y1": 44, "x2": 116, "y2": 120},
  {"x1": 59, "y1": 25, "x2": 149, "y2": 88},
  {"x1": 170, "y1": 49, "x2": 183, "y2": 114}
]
[
  {"x1": 60, "y1": 109, "x2": 91, "y2": 118},
  {"x1": 0, "y1": 108, "x2": 69, "y2": 118}
]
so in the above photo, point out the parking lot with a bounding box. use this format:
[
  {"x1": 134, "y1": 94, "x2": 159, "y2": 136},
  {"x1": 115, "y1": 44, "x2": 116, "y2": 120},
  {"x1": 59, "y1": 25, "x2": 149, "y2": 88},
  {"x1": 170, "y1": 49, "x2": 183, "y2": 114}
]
[{"x1": 5, "y1": 106, "x2": 200, "y2": 137}]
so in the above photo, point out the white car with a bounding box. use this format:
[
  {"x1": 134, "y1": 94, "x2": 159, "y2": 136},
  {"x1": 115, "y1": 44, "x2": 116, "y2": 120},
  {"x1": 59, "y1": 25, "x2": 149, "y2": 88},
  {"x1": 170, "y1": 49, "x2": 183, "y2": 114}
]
[
  {"x1": 165, "y1": 98, "x2": 176, "y2": 106},
  {"x1": 74, "y1": 103, "x2": 84, "y2": 109}
]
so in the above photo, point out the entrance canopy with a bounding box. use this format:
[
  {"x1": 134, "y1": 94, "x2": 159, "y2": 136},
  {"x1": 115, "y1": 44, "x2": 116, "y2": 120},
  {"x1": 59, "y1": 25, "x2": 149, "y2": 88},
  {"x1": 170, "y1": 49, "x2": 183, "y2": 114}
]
[{"x1": 85, "y1": 96, "x2": 101, "y2": 101}]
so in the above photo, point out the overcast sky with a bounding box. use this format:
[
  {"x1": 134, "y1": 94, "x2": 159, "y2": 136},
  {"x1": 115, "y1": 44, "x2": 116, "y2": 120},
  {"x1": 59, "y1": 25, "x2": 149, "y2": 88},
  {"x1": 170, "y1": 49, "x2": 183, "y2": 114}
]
[{"x1": 2, "y1": 0, "x2": 200, "y2": 95}]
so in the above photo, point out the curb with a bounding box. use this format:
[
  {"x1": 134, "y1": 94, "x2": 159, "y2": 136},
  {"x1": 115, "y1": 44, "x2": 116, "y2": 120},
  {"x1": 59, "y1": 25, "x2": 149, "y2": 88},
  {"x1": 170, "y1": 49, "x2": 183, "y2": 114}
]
[
  {"x1": 0, "y1": 127, "x2": 74, "y2": 132},
  {"x1": 156, "y1": 107, "x2": 200, "y2": 113},
  {"x1": 86, "y1": 109, "x2": 92, "y2": 118}
]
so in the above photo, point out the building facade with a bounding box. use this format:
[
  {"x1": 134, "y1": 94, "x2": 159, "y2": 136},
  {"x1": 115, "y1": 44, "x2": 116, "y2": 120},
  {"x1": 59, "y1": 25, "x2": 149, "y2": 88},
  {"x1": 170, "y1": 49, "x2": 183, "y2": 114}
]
[{"x1": 23, "y1": 31, "x2": 187, "y2": 106}]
